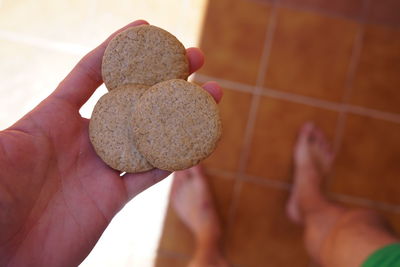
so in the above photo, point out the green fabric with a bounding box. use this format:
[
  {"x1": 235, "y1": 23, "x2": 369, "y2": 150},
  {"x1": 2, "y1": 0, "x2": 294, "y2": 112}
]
[{"x1": 362, "y1": 243, "x2": 400, "y2": 267}]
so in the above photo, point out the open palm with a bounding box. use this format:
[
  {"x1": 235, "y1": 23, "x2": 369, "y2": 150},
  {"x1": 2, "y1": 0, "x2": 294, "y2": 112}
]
[{"x1": 0, "y1": 20, "x2": 222, "y2": 267}]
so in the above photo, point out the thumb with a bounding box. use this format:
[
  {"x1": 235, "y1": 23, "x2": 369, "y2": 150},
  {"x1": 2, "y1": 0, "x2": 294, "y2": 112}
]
[{"x1": 123, "y1": 169, "x2": 171, "y2": 200}]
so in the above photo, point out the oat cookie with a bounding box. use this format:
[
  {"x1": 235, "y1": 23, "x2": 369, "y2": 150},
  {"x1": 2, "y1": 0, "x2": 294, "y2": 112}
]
[
  {"x1": 102, "y1": 25, "x2": 189, "y2": 90},
  {"x1": 89, "y1": 84, "x2": 153, "y2": 173},
  {"x1": 132, "y1": 79, "x2": 222, "y2": 171}
]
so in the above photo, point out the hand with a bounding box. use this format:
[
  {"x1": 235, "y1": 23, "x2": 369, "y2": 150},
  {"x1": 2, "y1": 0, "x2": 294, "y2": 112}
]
[{"x1": 0, "y1": 20, "x2": 222, "y2": 267}]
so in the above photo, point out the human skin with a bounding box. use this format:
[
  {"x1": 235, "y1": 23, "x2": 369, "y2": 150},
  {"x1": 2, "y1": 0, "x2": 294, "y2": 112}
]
[{"x1": 0, "y1": 20, "x2": 223, "y2": 267}]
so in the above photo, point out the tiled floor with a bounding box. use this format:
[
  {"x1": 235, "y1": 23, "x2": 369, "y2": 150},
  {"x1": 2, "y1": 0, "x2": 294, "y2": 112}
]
[
  {"x1": 330, "y1": 114, "x2": 400, "y2": 205},
  {"x1": 202, "y1": 89, "x2": 254, "y2": 172},
  {"x1": 224, "y1": 181, "x2": 308, "y2": 267},
  {"x1": 2, "y1": 0, "x2": 400, "y2": 266},
  {"x1": 246, "y1": 96, "x2": 338, "y2": 182},
  {"x1": 157, "y1": 0, "x2": 400, "y2": 266},
  {"x1": 197, "y1": 0, "x2": 272, "y2": 85},
  {"x1": 154, "y1": 251, "x2": 190, "y2": 267},
  {"x1": 280, "y1": 0, "x2": 365, "y2": 19},
  {"x1": 158, "y1": 172, "x2": 236, "y2": 258},
  {"x1": 350, "y1": 24, "x2": 400, "y2": 114},
  {"x1": 265, "y1": 8, "x2": 359, "y2": 102}
]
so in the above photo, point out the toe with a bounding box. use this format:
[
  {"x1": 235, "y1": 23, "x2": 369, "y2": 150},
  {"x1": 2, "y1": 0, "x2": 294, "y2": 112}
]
[
  {"x1": 170, "y1": 177, "x2": 180, "y2": 200},
  {"x1": 171, "y1": 170, "x2": 188, "y2": 198},
  {"x1": 174, "y1": 169, "x2": 189, "y2": 181},
  {"x1": 302, "y1": 122, "x2": 315, "y2": 136},
  {"x1": 297, "y1": 122, "x2": 315, "y2": 147},
  {"x1": 313, "y1": 128, "x2": 331, "y2": 154},
  {"x1": 295, "y1": 122, "x2": 316, "y2": 158},
  {"x1": 189, "y1": 165, "x2": 206, "y2": 179},
  {"x1": 311, "y1": 124, "x2": 323, "y2": 140}
]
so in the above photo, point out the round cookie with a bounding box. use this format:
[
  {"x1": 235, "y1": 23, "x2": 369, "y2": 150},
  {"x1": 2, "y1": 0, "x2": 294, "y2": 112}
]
[
  {"x1": 89, "y1": 84, "x2": 153, "y2": 173},
  {"x1": 132, "y1": 79, "x2": 222, "y2": 171},
  {"x1": 102, "y1": 25, "x2": 189, "y2": 90}
]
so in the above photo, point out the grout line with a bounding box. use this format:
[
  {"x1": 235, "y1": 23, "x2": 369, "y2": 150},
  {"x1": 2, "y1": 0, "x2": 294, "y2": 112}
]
[
  {"x1": 276, "y1": 2, "x2": 364, "y2": 23},
  {"x1": 241, "y1": 174, "x2": 291, "y2": 191},
  {"x1": 341, "y1": 25, "x2": 365, "y2": 104},
  {"x1": 237, "y1": 0, "x2": 279, "y2": 174},
  {"x1": 0, "y1": 29, "x2": 89, "y2": 55},
  {"x1": 329, "y1": 0, "x2": 369, "y2": 190},
  {"x1": 341, "y1": 0, "x2": 371, "y2": 104},
  {"x1": 225, "y1": 4, "x2": 281, "y2": 227},
  {"x1": 236, "y1": 95, "x2": 260, "y2": 171},
  {"x1": 264, "y1": 90, "x2": 400, "y2": 123},
  {"x1": 193, "y1": 74, "x2": 400, "y2": 124},
  {"x1": 204, "y1": 167, "x2": 237, "y2": 180},
  {"x1": 332, "y1": 112, "x2": 347, "y2": 155},
  {"x1": 259, "y1": 87, "x2": 343, "y2": 112},
  {"x1": 192, "y1": 73, "x2": 255, "y2": 93},
  {"x1": 331, "y1": 193, "x2": 400, "y2": 214},
  {"x1": 225, "y1": 178, "x2": 244, "y2": 231},
  {"x1": 209, "y1": 167, "x2": 400, "y2": 215},
  {"x1": 345, "y1": 105, "x2": 400, "y2": 124},
  {"x1": 249, "y1": 0, "x2": 400, "y2": 29},
  {"x1": 207, "y1": 166, "x2": 400, "y2": 215},
  {"x1": 254, "y1": 0, "x2": 279, "y2": 89}
]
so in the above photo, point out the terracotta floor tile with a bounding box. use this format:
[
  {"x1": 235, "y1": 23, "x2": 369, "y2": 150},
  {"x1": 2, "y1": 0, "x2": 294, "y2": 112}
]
[
  {"x1": 281, "y1": 0, "x2": 364, "y2": 19},
  {"x1": 225, "y1": 181, "x2": 309, "y2": 267},
  {"x1": 198, "y1": 0, "x2": 272, "y2": 85},
  {"x1": 157, "y1": 174, "x2": 236, "y2": 256},
  {"x1": 157, "y1": 204, "x2": 195, "y2": 256},
  {"x1": 246, "y1": 96, "x2": 338, "y2": 181},
  {"x1": 202, "y1": 89, "x2": 253, "y2": 172},
  {"x1": 265, "y1": 8, "x2": 358, "y2": 102},
  {"x1": 154, "y1": 253, "x2": 189, "y2": 267},
  {"x1": 367, "y1": 0, "x2": 400, "y2": 27},
  {"x1": 203, "y1": 171, "x2": 236, "y2": 228},
  {"x1": 329, "y1": 114, "x2": 400, "y2": 205},
  {"x1": 350, "y1": 25, "x2": 400, "y2": 114}
]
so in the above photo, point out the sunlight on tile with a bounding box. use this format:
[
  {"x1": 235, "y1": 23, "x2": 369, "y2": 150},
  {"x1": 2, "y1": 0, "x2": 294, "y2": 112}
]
[
  {"x1": 0, "y1": 0, "x2": 208, "y2": 266},
  {"x1": 0, "y1": 0, "x2": 207, "y2": 48},
  {"x1": 0, "y1": 39, "x2": 80, "y2": 129},
  {"x1": 80, "y1": 176, "x2": 173, "y2": 267},
  {"x1": 0, "y1": 0, "x2": 208, "y2": 129}
]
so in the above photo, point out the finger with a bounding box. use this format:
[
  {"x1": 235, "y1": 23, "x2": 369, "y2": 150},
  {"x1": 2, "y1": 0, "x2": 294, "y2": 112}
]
[
  {"x1": 187, "y1": 47, "x2": 204, "y2": 74},
  {"x1": 51, "y1": 20, "x2": 149, "y2": 108},
  {"x1": 202, "y1": 81, "x2": 223, "y2": 103},
  {"x1": 123, "y1": 169, "x2": 171, "y2": 200}
]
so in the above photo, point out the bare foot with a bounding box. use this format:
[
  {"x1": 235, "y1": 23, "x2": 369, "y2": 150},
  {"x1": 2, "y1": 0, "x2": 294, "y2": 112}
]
[
  {"x1": 171, "y1": 166, "x2": 221, "y2": 245},
  {"x1": 171, "y1": 166, "x2": 230, "y2": 267},
  {"x1": 287, "y1": 122, "x2": 335, "y2": 224}
]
